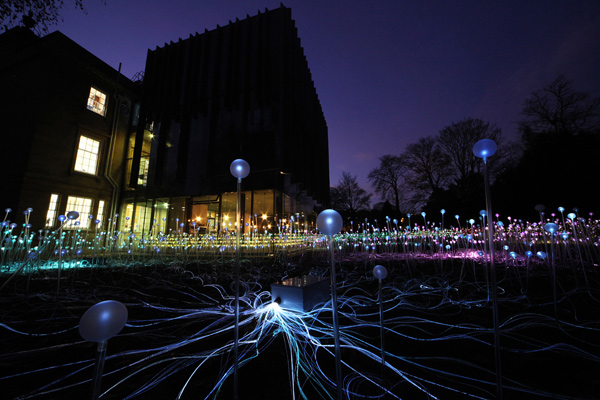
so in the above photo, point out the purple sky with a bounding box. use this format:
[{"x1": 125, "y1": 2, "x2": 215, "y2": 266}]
[{"x1": 56, "y1": 0, "x2": 600, "y2": 203}]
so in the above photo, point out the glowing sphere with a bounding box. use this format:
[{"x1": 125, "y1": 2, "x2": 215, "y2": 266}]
[
  {"x1": 440, "y1": 209, "x2": 446, "y2": 214},
  {"x1": 558, "y1": 207, "x2": 565, "y2": 212},
  {"x1": 230, "y1": 159, "x2": 250, "y2": 179},
  {"x1": 544, "y1": 223, "x2": 558, "y2": 233},
  {"x1": 58, "y1": 215, "x2": 66, "y2": 222},
  {"x1": 66, "y1": 211, "x2": 79, "y2": 220},
  {"x1": 560, "y1": 232, "x2": 569, "y2": 240},
  {"x1": 317, "y1": 209, "x2": 343, "y2": 236},
  {"x1": 421, "y1": 212, "x2": 426, "y2": 217},
  {"x1": 472, "y1": 138, "x2": 497, "y2": 158},
  {"x1": 79, "y1": 300, "x2": 128, "y2": 343},
  {"x1": 4, "y1": 208, "x2": 11, "y2": 213},
  {"x1": 567, "y1": 213, "x2": 576, "y2": 220},
  {"x1": 372, "y1": 265, "x2": 388, "y2": 280},
  {"x1": 536, "y1": 251, "x2": 547, "y2": 260},
  {"x1": 480, "y1": 210, "x2": 487, "y2": 216},
  {"x1": 455, "y1": 215, "x2": 459, "y2": 219},
  {"x1": 525, "y1": 251, "x2": 533, "y2": 257},
  {"x1": 510, "y1": 251, "x2": 517, "y2": 259}
]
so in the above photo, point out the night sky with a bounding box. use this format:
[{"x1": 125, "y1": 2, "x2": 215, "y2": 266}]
[{"x1": 55, "y1": 0, "x2": 600, "y2": 202}]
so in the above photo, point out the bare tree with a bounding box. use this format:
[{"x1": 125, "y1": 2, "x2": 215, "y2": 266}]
[
  {"x1": 498, "y1": 76, "x2": 600, "y2": 215},
  {"x1": 1, "y1": 0, "x2": 100, "y2": 34},
  {"x1": 330, "y1": 172, "x2": 371, "y2": 217},
  {"x1": 438, "y1": 117, "x2": 508, "y2": 185},
  {"x1": 399, "y1": 136, "x2": 451, "y2": 206},
  {"x1": 368, "y1": 155, "x2": 404, "y2": 213},
  {"x1": 520, "y1": 75, "x2": 600, "y2": 136}
]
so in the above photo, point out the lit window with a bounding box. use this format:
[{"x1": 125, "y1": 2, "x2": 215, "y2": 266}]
[
  {"x1": 97, "y1": 200, "x2": 105, "y2": 228},
  {"x1": 45, "y1": 194, "x2": 60, "y2": 228},
  {"x1": 74, "y1": 136, "x2": 100, "y2": 174},
  {"x1": 65, "y1": 196, "x2": 93, "y2": 228},
  {"x1": 87, "y1": 87, "x2": 107, "y2": 116},
  {"x1": 138, "y1": 158, "x2": 149, "y2": 186}
]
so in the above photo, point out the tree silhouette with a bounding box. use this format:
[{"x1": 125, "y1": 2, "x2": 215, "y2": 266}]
[
  {"x1": 330, "y1": 172, "x2": 371, "y2": 222},
  {"x1": 438, "y1": 117, "x2": 508, "y2": 186},
  {"x1": 368, "y1": 155, "x2": 404, "y2": 213},
  {"x1": 330, "y1": 172, "x2": 371, "y2": 225},
  {"x1": 399, "y1": 136, "x2": 451, "y2": 209},
  {"x1": 424, "y1": 118, "x2": 514, "y2": 217},
  {"x1": 1, "y1": 1, "x2": 101, "y2": 34},
  {"x1": 520, "y1": 75, "x2": 600, "y2": 137},
  {"x1": 495, "y1": 76, "x2": 600, "y2": 217}
]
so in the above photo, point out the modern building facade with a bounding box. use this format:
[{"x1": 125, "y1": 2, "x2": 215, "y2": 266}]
[
  {"x1": 1, "y1": 5, "x2": 329, "y2": 236},
  {"x1": 0, "y1": 27, "x2": 139, "y2": 231},
  {"x1": 123, "y1": 5, "x2": 329, "y2": 235}
]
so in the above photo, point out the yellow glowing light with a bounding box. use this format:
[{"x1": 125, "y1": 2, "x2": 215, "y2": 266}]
[
  {"x1": 224, "y1": 215, "x2": 229, "y2": 221},
  {"x1": 262, "y1": 214, "x2": 268, "y2": 220}
]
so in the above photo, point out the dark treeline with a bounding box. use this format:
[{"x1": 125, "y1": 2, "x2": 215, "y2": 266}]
[{"x1": 331, "y1": 75, "x2": 600, "y2": 225}]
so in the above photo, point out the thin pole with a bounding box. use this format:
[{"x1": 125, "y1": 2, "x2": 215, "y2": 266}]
[
  {"x1": 483, "y1": 158, "x2": 502, "y2": 400},
  {"x1": 234, "y1": 178, "x2": 241, "y2": 400},
  {"x1": 550, "y1": 233, "x2": 558, "y2": 325},
  {"x1": 378, "y1": 278, "x2": 385, "y2": 367},
  {"x1": 329, "y1": 238, "x2": 343, "y2": 399},
  {"x1": 91, "y1": 341, "x2": 107, "y2": 400}
]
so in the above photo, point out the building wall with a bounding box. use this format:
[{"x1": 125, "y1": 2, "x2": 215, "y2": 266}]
[
  {"x1": 0, "y1": 27, "x2": 139, "y2": 230},
  {"x1": 1, "y1": 6, "x2": 330, "y2": 235},
  {"x1": 131, "y1": 6, "x2": 329, "y2": 211}
]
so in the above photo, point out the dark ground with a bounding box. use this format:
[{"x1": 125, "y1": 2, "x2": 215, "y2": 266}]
[{"x1": 1, "y1": 255, "x2": 599, "y2": 399}]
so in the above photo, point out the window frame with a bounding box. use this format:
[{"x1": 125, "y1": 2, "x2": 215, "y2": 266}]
[
  {"x1": 64, "y1": 196, "x2": 94, "y2": 229},
  {"x1": 45, "y1": 193, "x2": 61, "y2": 228},
  {"x1": 73, "y1": 135, "x2": 101, "y2": 176},
  {"x1": 86, "y1": 87, "x2": 108, "y2": 116}
]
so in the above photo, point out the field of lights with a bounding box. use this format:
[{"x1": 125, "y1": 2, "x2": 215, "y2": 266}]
[{"x1": 1, "y1": 208, "x2": 600, "y2": 399}]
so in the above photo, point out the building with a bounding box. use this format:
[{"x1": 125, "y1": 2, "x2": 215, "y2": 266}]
[
  {"x1": 1, "y1": 5, "x2": 329, "y2": 237},
  {"x1": 0, "y1": 27, "x2": 139, "y2": 231},
  {"x1": 122, "y1": 5, "x2": 329, "y2": 235}
]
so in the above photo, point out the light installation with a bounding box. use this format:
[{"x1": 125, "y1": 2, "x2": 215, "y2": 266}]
[{"x1": 0, "y1": 205, "x2": 599, "y2": 399}]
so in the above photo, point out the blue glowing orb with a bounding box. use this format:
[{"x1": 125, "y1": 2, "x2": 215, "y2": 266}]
[
  {"x1": 79, "y1": 300, "x2": 128, "y2": 343},
  {"x1": 230, "y1": 159, "x2": 250, "y2": 179},
  {"x1": 316, "y1": 209, "x2": 343, "y2": 236},
  {"x1": 472, "y1": 138, "x2": 497, "y2": 159}
]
